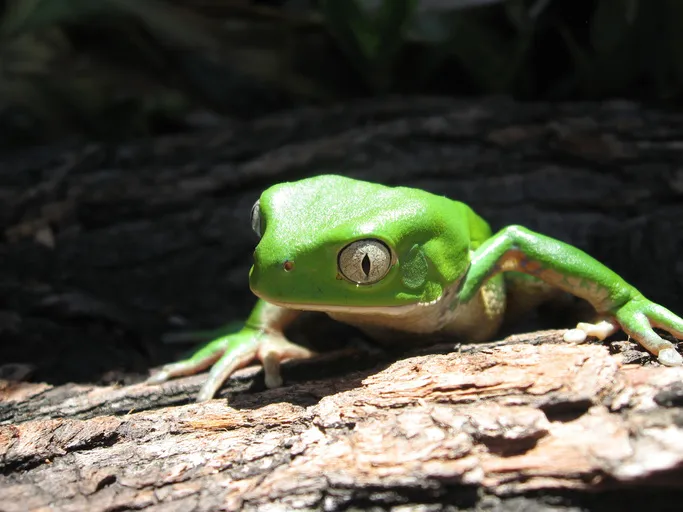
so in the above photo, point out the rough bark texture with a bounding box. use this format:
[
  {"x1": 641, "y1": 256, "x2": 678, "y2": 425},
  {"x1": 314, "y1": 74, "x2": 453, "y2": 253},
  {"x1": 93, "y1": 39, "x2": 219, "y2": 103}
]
[
  {"x1": 1, "y1": 96, "x2": 683, "y2": 510},
  {"x1": 3, "y1": 335, "x2": 683, "y2": 511}
]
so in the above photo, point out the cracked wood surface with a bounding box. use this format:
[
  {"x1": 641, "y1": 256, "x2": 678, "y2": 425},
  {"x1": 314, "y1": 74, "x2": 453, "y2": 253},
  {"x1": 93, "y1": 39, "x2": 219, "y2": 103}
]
[
  {"x1": 2, "y1": 334, "x2": 683, "y2": 511},
  {"x1": 2, "y1": 96, "x2": 683, "y2": 509}
]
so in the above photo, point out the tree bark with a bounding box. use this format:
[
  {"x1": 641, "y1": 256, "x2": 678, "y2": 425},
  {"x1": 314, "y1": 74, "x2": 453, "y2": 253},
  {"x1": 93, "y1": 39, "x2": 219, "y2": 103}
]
[{"x1": 1, "y1": 96, "x2": 683, "y2": 510}]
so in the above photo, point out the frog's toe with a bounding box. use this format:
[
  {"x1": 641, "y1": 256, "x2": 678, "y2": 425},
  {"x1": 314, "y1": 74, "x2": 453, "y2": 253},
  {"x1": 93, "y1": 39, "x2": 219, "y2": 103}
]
[
  {"x1": 658, "y1": 347, "x2": 683, "y2": 366},
  {"x1": 196, "y1": 340, "x2": 262, "y2": 402},
  {"x1": 146, "y1": 358, "x2": 218, "y2": 385},
  {"x1": 146, "y1": 335, "x2": 232, "y2": 385},
  {"x1": 262, "y1": 354, "x2": 284, "y2": 389},
  {"x1": 564, "y1": 328, "x2": 587, "y2": 343},
  {"x1": 146, "y1": 367, "x2": 172, "y2": 385},
  {"x1": 564, "y1": 318, "x2": 620, "y2": 344},
  {"x1": 258, "y1": 338, "x2": 315, "y2": 389}
]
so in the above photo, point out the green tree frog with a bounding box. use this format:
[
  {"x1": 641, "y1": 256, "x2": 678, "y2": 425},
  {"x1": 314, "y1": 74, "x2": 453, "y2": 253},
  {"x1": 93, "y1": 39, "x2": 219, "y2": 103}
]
[{"x1": 147, "y1": 175, "x2": 683, "y2": 401}]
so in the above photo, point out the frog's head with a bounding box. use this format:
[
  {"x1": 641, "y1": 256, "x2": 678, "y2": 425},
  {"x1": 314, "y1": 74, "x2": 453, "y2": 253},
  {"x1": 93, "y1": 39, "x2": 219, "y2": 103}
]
[{"x1": 248, "y1": 175, "x2": 474, "y2": 311}]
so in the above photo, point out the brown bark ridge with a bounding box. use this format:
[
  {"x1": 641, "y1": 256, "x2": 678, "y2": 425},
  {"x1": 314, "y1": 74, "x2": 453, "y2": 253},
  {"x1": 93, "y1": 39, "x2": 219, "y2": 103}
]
[{"x1": 1, "y1": 96, "x2": 683, "y2": 510}]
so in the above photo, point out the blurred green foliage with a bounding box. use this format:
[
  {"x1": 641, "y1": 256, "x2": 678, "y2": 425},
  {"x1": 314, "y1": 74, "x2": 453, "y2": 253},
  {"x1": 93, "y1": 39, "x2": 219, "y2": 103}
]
[{"x1": 1, "y1": 0, "x2": 682, "y2": 147}]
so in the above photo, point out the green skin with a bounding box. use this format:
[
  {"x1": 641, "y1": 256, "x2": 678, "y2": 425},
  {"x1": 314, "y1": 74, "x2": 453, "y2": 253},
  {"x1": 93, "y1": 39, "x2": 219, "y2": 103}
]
[{"x1": 147, "y1": 175, "x2": 683, "y2": 402}]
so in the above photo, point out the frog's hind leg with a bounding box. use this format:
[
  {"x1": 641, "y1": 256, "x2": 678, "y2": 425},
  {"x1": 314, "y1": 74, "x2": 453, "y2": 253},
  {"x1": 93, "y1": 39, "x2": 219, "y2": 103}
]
[{"x1": 504, "y1": 272, "x2": 623, "y2": 343}]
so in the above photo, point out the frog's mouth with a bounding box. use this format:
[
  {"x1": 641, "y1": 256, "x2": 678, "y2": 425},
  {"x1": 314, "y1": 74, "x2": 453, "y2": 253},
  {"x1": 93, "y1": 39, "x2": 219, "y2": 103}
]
[
  {"x1": 251, "y1": 289, "x2": 437, "y2": 316},
  {"x1": 251, "y1": 268, "x2": 463, "y2": 316}
]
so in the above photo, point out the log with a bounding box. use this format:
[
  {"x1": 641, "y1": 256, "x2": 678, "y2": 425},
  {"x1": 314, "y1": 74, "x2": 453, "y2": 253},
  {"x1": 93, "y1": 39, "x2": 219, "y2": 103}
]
[
  {"x1": 2, "y1": 335, "x2": 683, "y2": 510},
  {"x1": 1, "y1": 96, "x2": 683, "y2": 510}
]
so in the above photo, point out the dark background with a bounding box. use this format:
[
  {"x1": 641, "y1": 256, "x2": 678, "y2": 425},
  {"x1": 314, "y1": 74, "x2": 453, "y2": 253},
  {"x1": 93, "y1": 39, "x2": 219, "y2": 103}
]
[
  {"x1": 1, "y1": 0, "x2": 683, "y2": 387},
  {"x1": 2, "y1": 0, "x2": 682, "y2": 149}
]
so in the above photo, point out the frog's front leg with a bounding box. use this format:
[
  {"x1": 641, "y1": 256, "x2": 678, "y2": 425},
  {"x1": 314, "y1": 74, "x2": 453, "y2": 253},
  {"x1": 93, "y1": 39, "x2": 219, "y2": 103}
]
[
  {"x1": 147, "y1": 300, "x2": 314, "y2": 401},
  {"x1": 458, "y1": 225, "x2": 683, "y2": 366}
]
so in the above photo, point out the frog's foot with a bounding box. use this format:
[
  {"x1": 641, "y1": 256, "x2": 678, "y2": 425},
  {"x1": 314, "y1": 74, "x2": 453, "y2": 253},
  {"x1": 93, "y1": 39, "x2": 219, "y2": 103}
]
[
  {"x1": 563, "y1": 317, "x2": 620, "y2": 344},
  {"x1": 197, "y1": 333, "x2": 312, "y2": 401},
  {"x1": 146, "y1": 330, "x2": 315, "y2": 402},
  {"x1": 564, "y1": 302, "x2": 683, "y2": 366},
  {"x1": 616, "y1": 300, "x2": 683, "y2": 366}
]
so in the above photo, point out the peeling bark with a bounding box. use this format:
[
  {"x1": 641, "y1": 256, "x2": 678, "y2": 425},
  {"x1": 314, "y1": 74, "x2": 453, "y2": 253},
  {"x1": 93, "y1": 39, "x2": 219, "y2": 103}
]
[{"x1": 2, "y1": 96, "x2": 683, "y2": 510}]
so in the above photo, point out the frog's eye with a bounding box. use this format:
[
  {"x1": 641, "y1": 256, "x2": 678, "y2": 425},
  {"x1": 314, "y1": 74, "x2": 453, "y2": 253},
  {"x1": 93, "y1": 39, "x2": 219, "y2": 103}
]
[
  {"x1": 338, "y1": 239, "x2": 392, "y2": 284},
  {"x1": 251, "y1": 200, "x2": 262, "y2": 238}
]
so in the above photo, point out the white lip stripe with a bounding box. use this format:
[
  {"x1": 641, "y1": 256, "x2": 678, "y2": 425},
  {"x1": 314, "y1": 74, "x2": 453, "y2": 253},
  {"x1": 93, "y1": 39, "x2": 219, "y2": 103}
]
[{"x1": 251, "y1": 291, "x2": 440, "y2": 317}]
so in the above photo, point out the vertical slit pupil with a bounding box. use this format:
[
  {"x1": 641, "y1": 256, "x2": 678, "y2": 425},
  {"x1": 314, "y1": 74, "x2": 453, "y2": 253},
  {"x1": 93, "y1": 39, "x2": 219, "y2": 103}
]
[{"x1": 361, "y1": 254, "x2": 371, "y2": 276}]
